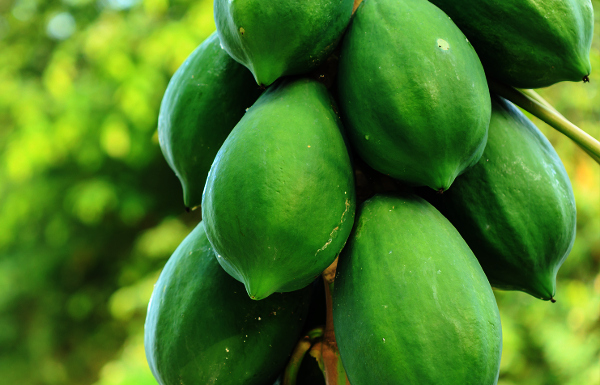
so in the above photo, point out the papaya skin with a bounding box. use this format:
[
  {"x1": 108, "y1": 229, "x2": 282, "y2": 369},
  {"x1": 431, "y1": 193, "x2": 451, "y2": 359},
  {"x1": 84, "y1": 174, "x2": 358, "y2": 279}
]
[
  {"x1": 332, "y1": 194, "x2": 502, "y2": 385},
  {"x1": 157, "y1": 32, "x2": 262, "y2": 210},
  {"x1": 144, "y1": 222, "x2": 312, "y2": 385},
  {"x1": 214, "y1": 0, "x2": 354, "y2": 86},
  {"x1": 202, "y1": 78, "x2": 356, "y2": 300},
  {"x1": 428, "y1": 0, "x2": 594, "y2": 88},
  {"x1": 429, "y1": 96, "x2": 577, "y2": 301},
  {"x1": 336, "y1": 0, "x2": 490, "y2": 191}
]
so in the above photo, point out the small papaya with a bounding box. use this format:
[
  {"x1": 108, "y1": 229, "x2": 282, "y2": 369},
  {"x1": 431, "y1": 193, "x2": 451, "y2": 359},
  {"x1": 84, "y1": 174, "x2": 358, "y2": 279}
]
[
  {"x1": 202, "y1": 78, "x2": 356, "y2": 300},
  {"x1": 333, "y1": 194, "x2": 502, "y2": 385},
  {"x1": 428, "y1": 0, "x2": 593, "y2": 88},
  {"x1": 429, "y1": 96, "x2": 577, "y2": 301},
  {"x1": 336, "y1": 0, "x2": 490, "y2": 191},
  {"x1": 144, "y1": 221, "x2": 312, "y2": 385},
  {"x1": 214, "y1": 0, "x2": 354, "y2": 86},
  {"x1": 158, "y1": 32, "x2": 262, "y2": 210}
]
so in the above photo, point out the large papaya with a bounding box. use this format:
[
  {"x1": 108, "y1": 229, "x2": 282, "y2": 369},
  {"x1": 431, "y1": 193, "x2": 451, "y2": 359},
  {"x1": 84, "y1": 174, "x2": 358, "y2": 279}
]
[
  {"x1": 333, "y1": 194, "x2": 502, "y2": 385},
  {"x1": 336, "y1": 0, "x2": 490, "y2": 191},
  {"x1": 158, "y1": 32, "x2": 262, "y2": 210},
  {"x1": 202, "y1": 78, "x2": 356, "y2": 300},
  {"x1": 428, "y1": 0, "x2": 593, "y2": 88},
  {"x1": 144, "y1": 221, "x2": 312, "y2": 385},
  {"x1": 214, "y1": 0, "x2": 354, "y2": 86},
  {"x1": 428, "y1": 96, "x2": 577, "y2": 301}
]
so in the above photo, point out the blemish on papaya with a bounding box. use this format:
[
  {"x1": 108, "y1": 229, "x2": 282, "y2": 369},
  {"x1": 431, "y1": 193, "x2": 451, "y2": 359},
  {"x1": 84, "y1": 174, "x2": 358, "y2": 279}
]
[
  {"x1": 436, "y1": 38, "x2": 450, "y2": 51},
  {"x1": 315, "y1": 199, "x2": 352, "y2": 256}
]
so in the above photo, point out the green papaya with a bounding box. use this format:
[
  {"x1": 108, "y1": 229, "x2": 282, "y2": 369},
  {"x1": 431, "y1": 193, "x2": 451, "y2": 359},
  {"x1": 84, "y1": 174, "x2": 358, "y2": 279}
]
[
  {"x1": 158, "y1": 32, "x2": 262, "y2": 210},
  {"x1": 332, "y1": 194, "x2": 502, "y2": 385},
  {"x1": 336, "y1": 0, "x2": 490, "y2": 191},
  {"x1": 428, "y1": 0, "x2": 593, "y2": 88},
  {"x1": 202, "y1": 78, "x2": 356, "y2": 300},
  {"x1": 214, "y1": 0, "x2": 354, "y2": 86},
  {"x1": 144, "y1": 221, "x2": 312, "y2": 385},
  {"x1": 429, "y1": 96, "x2": 577, "y2": 301}
]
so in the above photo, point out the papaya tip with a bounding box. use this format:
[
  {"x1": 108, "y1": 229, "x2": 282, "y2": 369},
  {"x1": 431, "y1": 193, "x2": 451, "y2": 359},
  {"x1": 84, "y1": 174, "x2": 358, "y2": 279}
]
[
  {"x1": 184, "y1": 206, "x2": 191, "y2": 213},
  {"x1": 436, "y1": 188, "x2": 444, "y2": 195},
  {"x1": 550, "y1": 297, "x2": 556, "y2": 303},
  {"x1": 583, "y1": 75, "x2": 590, "y2": 83}
]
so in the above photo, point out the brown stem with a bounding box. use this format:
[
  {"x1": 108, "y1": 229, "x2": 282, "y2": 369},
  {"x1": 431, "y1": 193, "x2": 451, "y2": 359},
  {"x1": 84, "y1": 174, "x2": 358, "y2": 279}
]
[
  {"x1": 283, "y1": 327, "x2": 325, "y2": 385},
  {"x1": 320, "y1": 258, "x2": 351, "y2": 385}
]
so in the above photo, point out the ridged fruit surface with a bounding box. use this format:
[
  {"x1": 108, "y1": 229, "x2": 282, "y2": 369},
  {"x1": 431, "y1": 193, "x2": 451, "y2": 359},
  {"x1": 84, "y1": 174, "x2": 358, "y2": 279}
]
[
  {"x1": 431, "y1": 96, "x2": 577, "y2": 300},
  {"x1": 428, "y1": 0, "x2": 594, "y2": 88},
  {"x1": 144, "y1": 221, "x2": 312, "y2": 385},
  {"x1": 333, "y1": 194, "x2": 502, "y2": 385},
  {"x1": 214, "y1": 0, "x2": 353, "y2": 86},
  {"x1": 336, "y1": 0, "x2": 490, "y2": 191},
  {"x1": 202, "y1": 78, "x2": 356, "y2": 300},
  {"x1": 158, "y1": 32, "x2": 262, "y2": 210}
]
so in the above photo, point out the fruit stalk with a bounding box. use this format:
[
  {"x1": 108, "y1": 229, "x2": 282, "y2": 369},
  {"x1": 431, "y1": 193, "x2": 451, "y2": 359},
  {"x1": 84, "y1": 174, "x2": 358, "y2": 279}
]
[
  {"x1": 319, "y1": 258, "x2": 351, "y2": 385},
  {"x1": 282, "y1": 258, "x2": 351, "y2": 385},
  {"x1": 489, "y1": 80, "x2": 600, "y2": 164},
  {"x1": 283, "y1": 327, "x2": 324, "y2": 385},
  {"x1": 518, "y1": 88, "x2": 600, "y2": 164}
]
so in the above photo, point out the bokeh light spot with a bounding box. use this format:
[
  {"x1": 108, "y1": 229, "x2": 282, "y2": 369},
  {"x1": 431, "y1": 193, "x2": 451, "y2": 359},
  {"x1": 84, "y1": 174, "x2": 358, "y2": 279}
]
[
  {"x1": 101, "y1": 117, "x2": 131, "y2": 158},
  {"x1": 46, "y1": 13, "x2": 76, "y2": 40}
]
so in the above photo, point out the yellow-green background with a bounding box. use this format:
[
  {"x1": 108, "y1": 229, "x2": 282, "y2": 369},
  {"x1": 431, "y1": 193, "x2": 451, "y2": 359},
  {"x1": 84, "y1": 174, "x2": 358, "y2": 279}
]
[{"x1": 0, "y1": 0, "x2": 598, "y2": 384}]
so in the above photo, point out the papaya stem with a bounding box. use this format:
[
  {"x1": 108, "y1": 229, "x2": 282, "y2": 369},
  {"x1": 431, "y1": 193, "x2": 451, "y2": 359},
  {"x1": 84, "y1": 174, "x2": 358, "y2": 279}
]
[
  {"x1": 308, "y1": 341, "x2": 326, "y2": 376},
  {"x1": 518, "y1": 88, "x2": 600, "y2": 164},
  {"x1": 320, "y1": 258, "x2": 351, "y2": 385},
  {"x1": 283, "y1": 327, "x2": 325, "y2": 385},
  {"x1": 488, "y1": 80, "x2": 600, "y2": 165}
]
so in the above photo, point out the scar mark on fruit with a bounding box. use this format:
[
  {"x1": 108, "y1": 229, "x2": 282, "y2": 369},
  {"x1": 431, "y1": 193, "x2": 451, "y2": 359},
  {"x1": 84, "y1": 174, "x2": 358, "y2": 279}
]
[
  {"x1": 583, "y1": 75, "x2": 590, "y2": 83},
  {"x1": 437, "y1": 38, "x2": 449, "y2": 50},
  {"x1": 315, "y1": 199, "x2": 351, "y2": 256},
  {"x1": 239, "y1": 27, "x2": 245, "y2": 36}
]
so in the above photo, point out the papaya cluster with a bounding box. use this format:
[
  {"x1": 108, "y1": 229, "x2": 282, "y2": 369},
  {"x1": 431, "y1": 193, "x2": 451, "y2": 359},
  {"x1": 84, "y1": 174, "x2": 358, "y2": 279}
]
[{"x1": 145, "y1": 0, "x2": 592, "y2": 384}]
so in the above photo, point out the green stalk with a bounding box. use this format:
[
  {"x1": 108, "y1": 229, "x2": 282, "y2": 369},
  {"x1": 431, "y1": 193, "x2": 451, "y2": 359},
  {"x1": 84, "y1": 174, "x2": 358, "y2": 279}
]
[
  {"x1": 488, "y1": 80, "x2": 600, "y2": 165},
  {"x1": 519, "y1": 88, "x2": 600, "y2": 164},
  {"x1": 321, "y1": 258, "x2": 351, "y2": 385},
  {"x1": 283, "y1": 327, "x2": 325, "y2": 385}
]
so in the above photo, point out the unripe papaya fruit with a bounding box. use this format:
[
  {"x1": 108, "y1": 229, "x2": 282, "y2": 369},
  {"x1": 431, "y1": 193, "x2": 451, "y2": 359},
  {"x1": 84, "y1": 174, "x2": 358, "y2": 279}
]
[
  {"x1": 333, "y1": 194, "x2": 502, "y2": 385},
  {"x1": 428, "y1": 96, "x2": 577, "y2": 301},
  {"x1": 214, "y1": 0, "x2": 354, "y2": 86},
  {"x1": 202, "y1": 78, "x2": 356, "y2": 300},
  {"x1": 428, "y1": 0, "x2": 593, "y2": 88},
  {"x1": 336, "y1": 0, "x2": 490, "y2": 191},
  {"x1": 144, "y1": 221, "x2": 312, "y2": 385},
  {"x1": 158, "y1": 32, "x2": 262, "y2": 210}
]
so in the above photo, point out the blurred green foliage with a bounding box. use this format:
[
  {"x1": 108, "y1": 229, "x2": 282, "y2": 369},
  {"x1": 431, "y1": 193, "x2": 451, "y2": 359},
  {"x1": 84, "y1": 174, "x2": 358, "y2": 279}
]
[{"x1": 0, "y1": 0, "x2": 598, "y2": 384}]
